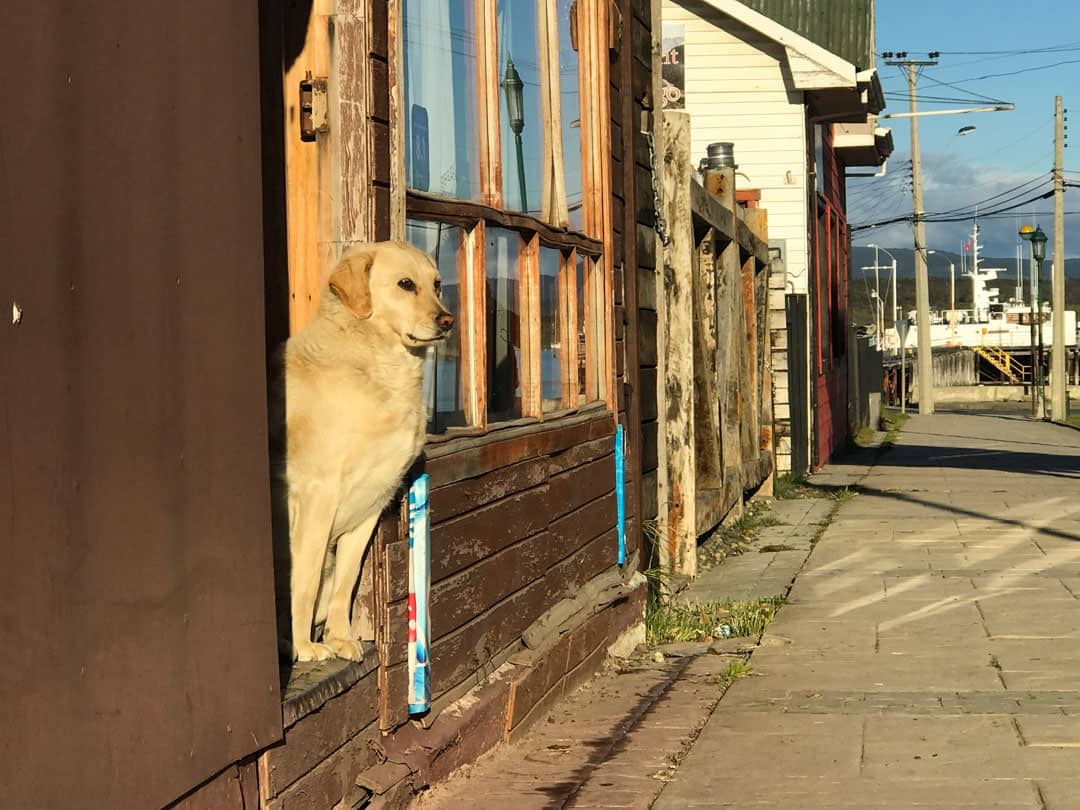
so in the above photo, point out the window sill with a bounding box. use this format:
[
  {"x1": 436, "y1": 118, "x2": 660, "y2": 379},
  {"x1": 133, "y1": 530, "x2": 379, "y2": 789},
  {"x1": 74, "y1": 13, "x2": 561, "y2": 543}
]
[
  {"x1": 424, "y1": 401, "x2": 609, "y2": 457},
  {"x1": 280, "y1": 646, "x2": 380, "y2": 729}
]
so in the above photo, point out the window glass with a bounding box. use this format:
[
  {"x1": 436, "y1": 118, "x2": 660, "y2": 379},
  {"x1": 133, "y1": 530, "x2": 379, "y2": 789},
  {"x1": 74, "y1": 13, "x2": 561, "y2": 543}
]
[
  {"x1": 497, "y1": 0, "x2": 544, "y2": 214},
  {"x1": 558, "y1": 0, "x2": 584, "y2": 231},
  {"x1": 486, "y1": 228, "x2": 523, "y2": 421},
  {"x1": 403, "y1": 0, "x2": 482, "y2": 200},
  {"x1": 405, "y1": 220, "x2": 468, "y2": 433},
  {"x1": 540, "y1": 246, "x2": 563, "y2": 411}
]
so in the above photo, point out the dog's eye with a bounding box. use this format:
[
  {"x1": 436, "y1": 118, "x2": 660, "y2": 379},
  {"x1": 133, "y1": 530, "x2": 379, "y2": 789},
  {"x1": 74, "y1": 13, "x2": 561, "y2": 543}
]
[
  {"x1": 434, "y1": 280, "x2": 442, "y2": 294},
  {"x1": 397, "y1": 278, "x2": 416, "y2": 292}
]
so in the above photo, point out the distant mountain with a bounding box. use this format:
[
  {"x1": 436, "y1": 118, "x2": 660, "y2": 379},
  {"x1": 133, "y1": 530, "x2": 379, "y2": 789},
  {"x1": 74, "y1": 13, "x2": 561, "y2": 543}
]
[{"x1": 849, "y1": 246, "x2": 1080, "y2": 280}]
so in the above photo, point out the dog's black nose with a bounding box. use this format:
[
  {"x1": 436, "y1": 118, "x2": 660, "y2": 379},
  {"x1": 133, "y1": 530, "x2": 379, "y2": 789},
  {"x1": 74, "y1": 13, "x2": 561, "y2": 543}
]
[{"x1": 436, "y1": 312, "x2": 455, "y2": 332}]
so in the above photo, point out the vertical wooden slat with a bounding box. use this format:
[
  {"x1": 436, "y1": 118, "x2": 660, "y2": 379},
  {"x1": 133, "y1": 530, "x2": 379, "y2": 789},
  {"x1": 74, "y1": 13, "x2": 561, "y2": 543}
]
[
  {"x1": 692, "y1": 229, "x2": 722, "y2": 489},
  {"x1": 469, "y1": 220, "x2": 489, "y2": 429},
  {"x1": 520, "y1": 234, "x2": 543, "y2": 417},
  {"x1": 658, "y1": 111, "x2": 696, "y2": 579},
  {"x1": 595, "y1": 0, "x2": 616, "y2": 414},
  {"x1": 283, "y1": 0, "x2": 334, "y2": 334},
  {"x1": 336, "y1": 0, "x2": 373, "y2": 246},
  {"x1": 388, "y1": 0, "x2": 406, "y2": 240},
  {"x1": 477, "y1": 0, "x2": 503, "y2": 209}
]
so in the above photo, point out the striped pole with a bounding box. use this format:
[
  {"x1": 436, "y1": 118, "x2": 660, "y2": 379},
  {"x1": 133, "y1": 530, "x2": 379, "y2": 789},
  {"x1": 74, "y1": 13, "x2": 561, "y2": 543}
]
[
  {"x1": 407, "y1": 474, "x2": 431, "y2": 715},
  {"x1": 615, "y1": 424, "x2": 626, "y2": 565}
]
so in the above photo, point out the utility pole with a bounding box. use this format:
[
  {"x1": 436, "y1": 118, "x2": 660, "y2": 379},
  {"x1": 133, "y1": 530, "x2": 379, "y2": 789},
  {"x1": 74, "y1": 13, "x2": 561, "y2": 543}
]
[
  {"x1": 885, "y1": 53, "x2": 939, "y2": 414},
  {"x1": 881, "y1": 51, "x2": 1014, "y2": 413},
  {"x1": 906, "y1": 59, "x2": 934, "y2": 415},
  {"x1": 1051, "y1": 95, "x2": 1067, "y2": 420}
]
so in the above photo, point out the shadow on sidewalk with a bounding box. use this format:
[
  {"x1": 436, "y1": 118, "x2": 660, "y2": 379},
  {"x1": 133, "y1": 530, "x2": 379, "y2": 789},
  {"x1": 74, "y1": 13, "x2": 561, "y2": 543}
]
[{"x1": 804, "y1": 436, "x2": 1080, "y2": 543}]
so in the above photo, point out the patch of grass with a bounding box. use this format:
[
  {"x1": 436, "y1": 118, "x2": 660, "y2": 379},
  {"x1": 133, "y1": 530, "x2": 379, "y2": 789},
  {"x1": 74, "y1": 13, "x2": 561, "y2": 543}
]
[
  {"x1": 881, "y1": 409, "x2": 910, "y2": 448},
  {"x1": 773, "y1": 473, "x2": 832, "y2": 500},
  {"x1": 720, "y1": 659, "x2": 753, "y2": 681},
  {"x1": 1065, "y1": 413, "x2": 1080, "y2": 428},
  {"x1": 829, "y1": 486, "x2": 856, "y2": 504},
  {"x1": 646, "y1": 596, "x2": 785, "y2": 645},
  {"x1": 852, "y1": 425, "x2": 877, "y2": 448}
]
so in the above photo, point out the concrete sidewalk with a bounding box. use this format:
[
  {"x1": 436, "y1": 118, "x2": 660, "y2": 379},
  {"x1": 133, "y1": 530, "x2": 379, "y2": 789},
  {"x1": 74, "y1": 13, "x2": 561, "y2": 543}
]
[{"x1": 656, "y1": 412, "x2": 1080, "y2": 809}]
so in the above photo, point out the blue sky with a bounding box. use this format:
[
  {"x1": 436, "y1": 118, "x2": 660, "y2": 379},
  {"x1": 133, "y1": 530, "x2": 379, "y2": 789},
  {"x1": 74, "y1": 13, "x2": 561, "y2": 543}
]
[{"x1": 849, "y1": 0, "x2": 1080, "y2": 258}]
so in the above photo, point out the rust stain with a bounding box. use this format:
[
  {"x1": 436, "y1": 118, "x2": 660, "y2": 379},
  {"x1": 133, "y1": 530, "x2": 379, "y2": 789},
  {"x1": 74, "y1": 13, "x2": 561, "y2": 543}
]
[
  {"x1": 760, "y1": 426, "x2": 772, "y2": 448},
  {"x1": 667, "y1": 481, "x2": 682, "y2": 565}
]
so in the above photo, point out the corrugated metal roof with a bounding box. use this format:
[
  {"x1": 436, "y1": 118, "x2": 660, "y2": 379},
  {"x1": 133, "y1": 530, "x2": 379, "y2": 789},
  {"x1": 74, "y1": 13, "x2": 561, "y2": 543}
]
[{"x1": 737, "y1": 0, "x2": 874, "y2": 70}]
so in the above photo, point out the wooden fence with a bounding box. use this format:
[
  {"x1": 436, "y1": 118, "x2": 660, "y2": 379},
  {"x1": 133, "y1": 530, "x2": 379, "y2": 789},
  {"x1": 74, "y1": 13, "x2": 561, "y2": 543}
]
[{"x1": 653, "y1": 111, "x2": 774, "y2": 578}]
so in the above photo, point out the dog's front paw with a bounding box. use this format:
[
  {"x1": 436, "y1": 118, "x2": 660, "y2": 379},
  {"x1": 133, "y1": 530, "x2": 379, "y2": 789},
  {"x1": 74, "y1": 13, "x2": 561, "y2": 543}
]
[
  {"x1": 294, "y1": 640, "x2": 336, "y2": 662},
  {"x1": 323, "y1": 636, "x2": 365, "y2": 661}
]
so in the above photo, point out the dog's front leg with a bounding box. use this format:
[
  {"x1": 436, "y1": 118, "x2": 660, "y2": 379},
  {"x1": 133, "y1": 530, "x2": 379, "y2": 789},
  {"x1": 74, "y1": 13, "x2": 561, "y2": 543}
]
[
  {"x1": 289, "y1": 487, "x2": 339, "y2": 662},
  {"x1": 322, "y1": 512, "x2": 380, "y2": 661}
]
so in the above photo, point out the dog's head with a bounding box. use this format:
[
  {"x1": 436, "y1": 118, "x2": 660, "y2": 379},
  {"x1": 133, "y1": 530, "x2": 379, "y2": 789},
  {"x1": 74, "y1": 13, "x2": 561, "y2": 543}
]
[{"x1": 328, "y1": 242, "x2": 455, "y2": 349}]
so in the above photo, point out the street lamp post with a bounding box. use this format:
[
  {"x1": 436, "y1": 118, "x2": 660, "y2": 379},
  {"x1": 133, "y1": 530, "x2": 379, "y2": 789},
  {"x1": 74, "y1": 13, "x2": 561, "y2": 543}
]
[
  {"x1": 501, "y1": 56, "x2": 527, "y2": 212},
  {"x1": 1032, "y1": 227, "x2": 1048, "y2": 418},
  {"x1": 1020, "y1": 225, "x2": 1049, "y2": 418},
  {"x1": 867, "y1": 243, "x2": 900, "y2": 338}
]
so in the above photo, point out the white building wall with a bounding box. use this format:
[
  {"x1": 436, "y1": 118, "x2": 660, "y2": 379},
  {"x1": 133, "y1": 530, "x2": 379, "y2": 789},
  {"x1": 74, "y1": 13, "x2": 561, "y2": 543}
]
[
  {"x1": 662, "y1": 2, "x2": 810, "y2": 295},
  {"x1": 662, "y1": 2, "x2": 815, "y2": 474}
]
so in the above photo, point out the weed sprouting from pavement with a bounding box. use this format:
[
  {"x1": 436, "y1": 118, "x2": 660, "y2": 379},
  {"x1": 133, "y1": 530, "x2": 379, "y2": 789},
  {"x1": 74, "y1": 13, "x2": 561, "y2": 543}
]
[
  {"x1": 646, "y1": 596, "x2": 785, "y2": 645},
  {"x1": 720, "y1": 659, "x2": 753, "y2": 681}
]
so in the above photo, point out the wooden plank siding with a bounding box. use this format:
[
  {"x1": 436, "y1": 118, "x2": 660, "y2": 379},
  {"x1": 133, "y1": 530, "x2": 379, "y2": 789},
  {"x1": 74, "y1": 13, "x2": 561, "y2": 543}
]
[{"x1": 377, "y1": 417, "x2": 619, "y2": 713}]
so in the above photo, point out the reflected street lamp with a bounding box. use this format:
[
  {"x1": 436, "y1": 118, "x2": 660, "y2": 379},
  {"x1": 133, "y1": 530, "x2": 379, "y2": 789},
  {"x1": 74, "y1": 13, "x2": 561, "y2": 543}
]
[{"x1": 501, "y1": 56, "x2": 528, "y2": 212}]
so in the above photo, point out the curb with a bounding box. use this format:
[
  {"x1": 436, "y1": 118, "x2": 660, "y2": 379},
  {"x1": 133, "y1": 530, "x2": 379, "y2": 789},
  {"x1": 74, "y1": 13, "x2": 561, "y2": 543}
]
[{"x1": 1050, "y1": 419, "x2": 1080, "y2": 433}]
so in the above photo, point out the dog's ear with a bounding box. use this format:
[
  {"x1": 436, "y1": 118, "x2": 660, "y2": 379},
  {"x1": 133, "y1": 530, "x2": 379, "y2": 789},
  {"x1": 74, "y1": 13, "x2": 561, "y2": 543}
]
[{"x1": 328, "y1": 250, "x2": 374, "y2": 320}]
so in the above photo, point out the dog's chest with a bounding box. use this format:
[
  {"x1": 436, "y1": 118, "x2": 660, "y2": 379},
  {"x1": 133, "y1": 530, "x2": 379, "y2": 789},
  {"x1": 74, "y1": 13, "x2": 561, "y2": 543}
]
[{"x1": 331, "y1": 397, "x2": 426, "y2": 533}]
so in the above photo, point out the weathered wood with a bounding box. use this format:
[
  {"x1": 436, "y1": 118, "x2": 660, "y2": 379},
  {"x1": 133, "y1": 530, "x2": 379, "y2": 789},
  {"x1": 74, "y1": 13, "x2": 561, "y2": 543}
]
[
  {"x1": 546, "y1": 453, "x2": 616, "y2": 519},
  {"x1": 657, "y1": 111, "x2": 696, "y2": 578},
  {"x1": 520, "y1": 235, "x2": 542, "y2": 417},
  {"x1": 430, "y1": 457, "x2": 551, "y2": 525},
  {"x1": 429, "y1": 492, "x2": 615, "y2": 641},
  {"x1": 692, "y1": 229, "x2": 722, "y2": 490},
  {"x1": 169, "y1": 760, "x2": 258, "y2": 810},
  {"x1": 428, "y1": 530, "x2": 617, "y2": 697},
  {"x1": 405, "y1": 191, "x2": 604, "y2": 256},
  {"x1": 429, "y1": 485, "x2": 552, "y2": 582},
  {"x1": 280, "y1": 647, "x2": 380, "y2": 729},
  {"x1": 387, "y1": 0, "x2": 405, "y2": 238},
  {"x1": 335, "y1": 3, "x2": 373, "y2": 245},
  {"x1": 423, "y1": 409, "x2": 612, "y2": 486},
  {"x1": 259, "y1": 666, "x2": 379, "y2": 798},
  {"x1": 476, "y1": 0, "x2": 502, "y2": 208},
  {"x1": 691, "y1": 181, "x2": 769, "y2": 266},
  {"x1": 521, "y1": 560, "x2": 632, "y2": 650},
  {"x1": 713, "y1": 168, "x2": 743, "y2": 487},
  {"x1": 466, "y1": 220, "x2": 487, "y2": 428},
  {"x1": 263, "y1": 721, "x2": 381, "y2": 810}
]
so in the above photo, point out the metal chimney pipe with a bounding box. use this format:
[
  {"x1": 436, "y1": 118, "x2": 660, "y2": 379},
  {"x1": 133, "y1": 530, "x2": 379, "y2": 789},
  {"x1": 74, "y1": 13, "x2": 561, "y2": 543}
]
[{"x1": 699, "y1": 141, "x2": 737, "y2": 172}]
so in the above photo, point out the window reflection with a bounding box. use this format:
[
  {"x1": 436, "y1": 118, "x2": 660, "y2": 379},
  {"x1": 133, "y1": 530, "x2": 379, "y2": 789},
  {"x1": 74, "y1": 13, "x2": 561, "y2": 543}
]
[
  {"x1": 497, "y1": 0, "x2": 544, "y2": 214},
  {"x1": 487, "y1": 229, "x2": 523, "y2": 421},
  {"x1": 576, "y1": 253, "x2": 587, "y2": 402},
  {"x1": 403, "y1": 0, "x2": 482, "y2": 201},
  {"x1": 540, "y1": 247, "x2": 563, "y2": 411},
  {"x1": 558, "y1": 0, "x2": 584, "y2": 231},
  {"x1": 405, "y1": 220, "x2": 468, "y2": 433}
]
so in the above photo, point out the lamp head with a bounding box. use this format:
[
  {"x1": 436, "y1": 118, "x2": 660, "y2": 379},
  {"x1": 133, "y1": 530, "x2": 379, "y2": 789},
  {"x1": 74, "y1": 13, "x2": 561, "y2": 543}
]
[
  {"x1": 501, "y1": 56, "x2": 525, "y2": 135},
  {"x1": 1030, "y1": 226, "x2": 1048, "y2": 262}
]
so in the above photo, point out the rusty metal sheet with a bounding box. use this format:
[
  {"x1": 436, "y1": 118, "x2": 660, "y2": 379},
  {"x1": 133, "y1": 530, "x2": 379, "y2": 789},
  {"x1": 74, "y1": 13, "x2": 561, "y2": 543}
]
[{"x1": 0, "y1": 2, "x2": 283, "y2": 807}]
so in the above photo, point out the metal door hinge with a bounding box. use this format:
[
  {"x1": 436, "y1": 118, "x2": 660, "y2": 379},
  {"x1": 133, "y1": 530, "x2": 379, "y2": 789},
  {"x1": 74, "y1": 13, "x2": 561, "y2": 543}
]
[{"x1": 299, "y1": 71, "x2": 329, "y2": 142}]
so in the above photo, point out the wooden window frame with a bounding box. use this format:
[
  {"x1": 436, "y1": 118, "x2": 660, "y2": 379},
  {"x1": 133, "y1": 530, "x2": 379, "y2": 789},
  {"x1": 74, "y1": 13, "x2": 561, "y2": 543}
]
[{"x1": 391, "y1": 0, "x2": 615, "y2": 442}]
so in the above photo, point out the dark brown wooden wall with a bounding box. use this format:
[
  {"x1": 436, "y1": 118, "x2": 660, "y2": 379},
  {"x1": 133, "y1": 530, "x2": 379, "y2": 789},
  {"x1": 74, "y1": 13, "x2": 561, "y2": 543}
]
[
  {"x1": 630, "y1": 0, "x2": 660, "y2": 531},
  {"x1": 377, "y1": 416, "x2": 621, "y2": 726},
  {"x1": 0, "y1": 2, "x2": 284, "y2": 808}
]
